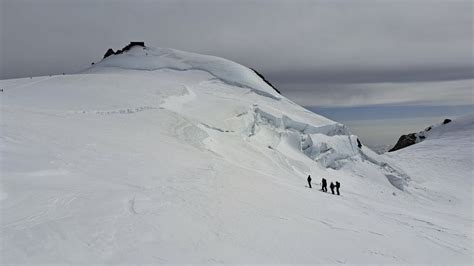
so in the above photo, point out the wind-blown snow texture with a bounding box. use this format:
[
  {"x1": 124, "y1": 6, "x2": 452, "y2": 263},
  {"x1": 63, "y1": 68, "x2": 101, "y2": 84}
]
[{"x1": 1, "y1": 46, "x2": 472, "y2": 264}]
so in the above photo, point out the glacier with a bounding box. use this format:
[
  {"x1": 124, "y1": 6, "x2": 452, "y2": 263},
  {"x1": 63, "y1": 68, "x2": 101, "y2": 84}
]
[{"x1": 0, "y1": 45, "x2": 472, "y2": 264}]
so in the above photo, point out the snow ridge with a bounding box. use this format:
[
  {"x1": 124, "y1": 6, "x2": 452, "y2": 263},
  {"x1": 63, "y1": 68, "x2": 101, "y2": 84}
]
[{"x1": 88, "y1": 46, "x2": 282, "y2": 100}]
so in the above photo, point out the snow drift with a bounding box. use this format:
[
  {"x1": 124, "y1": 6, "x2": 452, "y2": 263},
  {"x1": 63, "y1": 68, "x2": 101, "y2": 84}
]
[{"x1": 0, "y1": 45, "x2": 472, "y2": 264}]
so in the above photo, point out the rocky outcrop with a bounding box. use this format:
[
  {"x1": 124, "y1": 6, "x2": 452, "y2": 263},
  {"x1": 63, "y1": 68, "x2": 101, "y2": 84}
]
[
  {"x1": 103, "y1": 48, "x2": 116, "y2": 59},
  {"x1": 250, "y1": 68, "x2": 281, "y2": 94},
  {"x1": 388, "y1": 118, "x2": 451, "y2": 152},
  {"x1": 389, "y1": 133, "x2": 418, "y2": 152},
  {"x1": 103, "y1": 42, "x2": 146, "y2": 59}
]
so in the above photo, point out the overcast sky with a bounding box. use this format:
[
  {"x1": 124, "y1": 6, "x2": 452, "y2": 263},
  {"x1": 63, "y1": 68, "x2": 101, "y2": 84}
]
[{"x1": 1, "y1": 0, "x2": 473, "y2": 147}]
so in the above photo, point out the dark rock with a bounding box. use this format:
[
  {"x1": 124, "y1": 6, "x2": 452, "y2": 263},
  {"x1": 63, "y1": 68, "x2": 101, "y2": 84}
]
[
  {"x1": 250, "y1": 68, "x2": 281, "y2": 94},
  {"x1": 388, "y1": 133, "x2": 418, "y2": 152},
  {"x1": 103, "y1": 48, "x2": 116, "y2": 59},
  {"x1": 121, "y1": 41, "x2": 145, "y2": 52},
  {"x1": 102, "y1": 42, "x2": 146, "y2": 59},
  {"x1": 389, "y1": 118, "x2": 454, "y2": 152}
]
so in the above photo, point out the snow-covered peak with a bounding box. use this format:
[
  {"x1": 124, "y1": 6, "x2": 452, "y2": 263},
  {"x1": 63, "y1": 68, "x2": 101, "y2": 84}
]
[
  {"x1": 389, "y1": 115, "x2": 474, "y2": 152},
  {"x1": 88, "y1": 45, "x2": 282, "y2": 100},
  {"x1": 386, "y1": 115, "x2": 473, "y2": 218},
  {"x1": 420, "y1": 115, "x2": 474, "y2": 140}
]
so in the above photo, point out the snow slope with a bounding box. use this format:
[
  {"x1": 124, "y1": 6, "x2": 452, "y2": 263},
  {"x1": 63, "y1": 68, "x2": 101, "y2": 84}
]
[
  {"x1": 387, "y1": 115, "x2": 474, "y2": 219},
  {"x1": 1, "y1": 46, "x2": 472, "y2": 264}
]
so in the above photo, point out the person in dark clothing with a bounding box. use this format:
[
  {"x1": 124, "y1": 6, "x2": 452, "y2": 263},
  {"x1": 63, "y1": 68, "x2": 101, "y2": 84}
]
[
  {"x1": 330, "y1": 182, "x2": 335, "y2": 194},
  {"x1": 357, "y1": 138, "x2": 362, "y2": 149},
  {"x1": 335, "y1": 181, "x2": 340, "y2": 195},
  {"x1": 307, "y1": 175, "x2": 312, "y2": 188},
  {"x1": 321, "y1": 178, "x2": 327, "y2": 192}
]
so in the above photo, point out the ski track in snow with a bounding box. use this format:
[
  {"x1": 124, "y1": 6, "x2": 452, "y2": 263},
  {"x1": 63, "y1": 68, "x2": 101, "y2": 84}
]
[
  {"x1": 75, "y1": 106, "x2": 160, "y2": 115},
  {"x1": 127, "y1": 197, "x2": 138, "y2": 215}
]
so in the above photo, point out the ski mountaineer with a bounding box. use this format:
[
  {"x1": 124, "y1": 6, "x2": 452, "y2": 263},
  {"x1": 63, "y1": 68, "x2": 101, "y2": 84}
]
[
  {"x1": 335, "y1": 181, "x2": 341, "y2": 195},
  {"x1": 321, "y1": 178, "x2": 327, "y2": 192},
  {"x1": 330, "y1": 182, "x2": 335, "y2": 194},
  {"x1": 307, "y1": 175, "x2": 312, "y2": 188}
]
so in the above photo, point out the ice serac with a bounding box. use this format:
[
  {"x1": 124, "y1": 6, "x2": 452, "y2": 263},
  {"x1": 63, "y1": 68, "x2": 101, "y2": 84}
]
[{"x1": 1, "y1": 45, "x2": 471, "y2": 264}]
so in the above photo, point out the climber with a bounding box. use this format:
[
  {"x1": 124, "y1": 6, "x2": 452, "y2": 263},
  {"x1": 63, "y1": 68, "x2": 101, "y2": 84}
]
[
  {"x1": 330, "y1": 182, "x2": 335, "y2": 194},
  {"x1": 307, "y1": 175, "x2": 312, "y2": 188},
  {"x1": 321, "y1": 178, "x2": 327, "y2": 192},
  {"x1": 335, "y1": 181, "x2": 341, "y2": 195}
]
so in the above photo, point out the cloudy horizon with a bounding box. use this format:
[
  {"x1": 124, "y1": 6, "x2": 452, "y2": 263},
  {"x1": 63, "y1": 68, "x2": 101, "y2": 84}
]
[{"x1": 1, "y1": 0, "x2": 472, "y2": 148}]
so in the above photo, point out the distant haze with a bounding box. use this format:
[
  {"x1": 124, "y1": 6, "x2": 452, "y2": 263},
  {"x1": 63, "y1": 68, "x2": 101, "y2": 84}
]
[{"x1": 1, "y1": 0, "x2": 473, "y2": 148}]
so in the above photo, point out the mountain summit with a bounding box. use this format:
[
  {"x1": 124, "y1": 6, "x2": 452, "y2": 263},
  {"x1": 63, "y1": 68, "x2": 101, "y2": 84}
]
[{"x1": 91, "y1": 43, "x2": 282, "y2": 99}]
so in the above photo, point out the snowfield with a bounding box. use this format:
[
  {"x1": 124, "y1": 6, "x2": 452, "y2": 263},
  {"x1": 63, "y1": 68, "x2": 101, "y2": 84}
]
[{"x1": 1, "y1": 46, "x2": 472, "y2": 264}]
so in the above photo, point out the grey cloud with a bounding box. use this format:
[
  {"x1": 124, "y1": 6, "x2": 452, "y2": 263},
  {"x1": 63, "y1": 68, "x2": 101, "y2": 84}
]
[
  {"x1": 266, "y1": 66, "x2": 474, "y2": 85},
  {"x1": 1, "y1": 0, "x2": 472, "y2": 80},
  {"x1": 281, "y1": 79, "x2": 474, "y2": 107}
]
